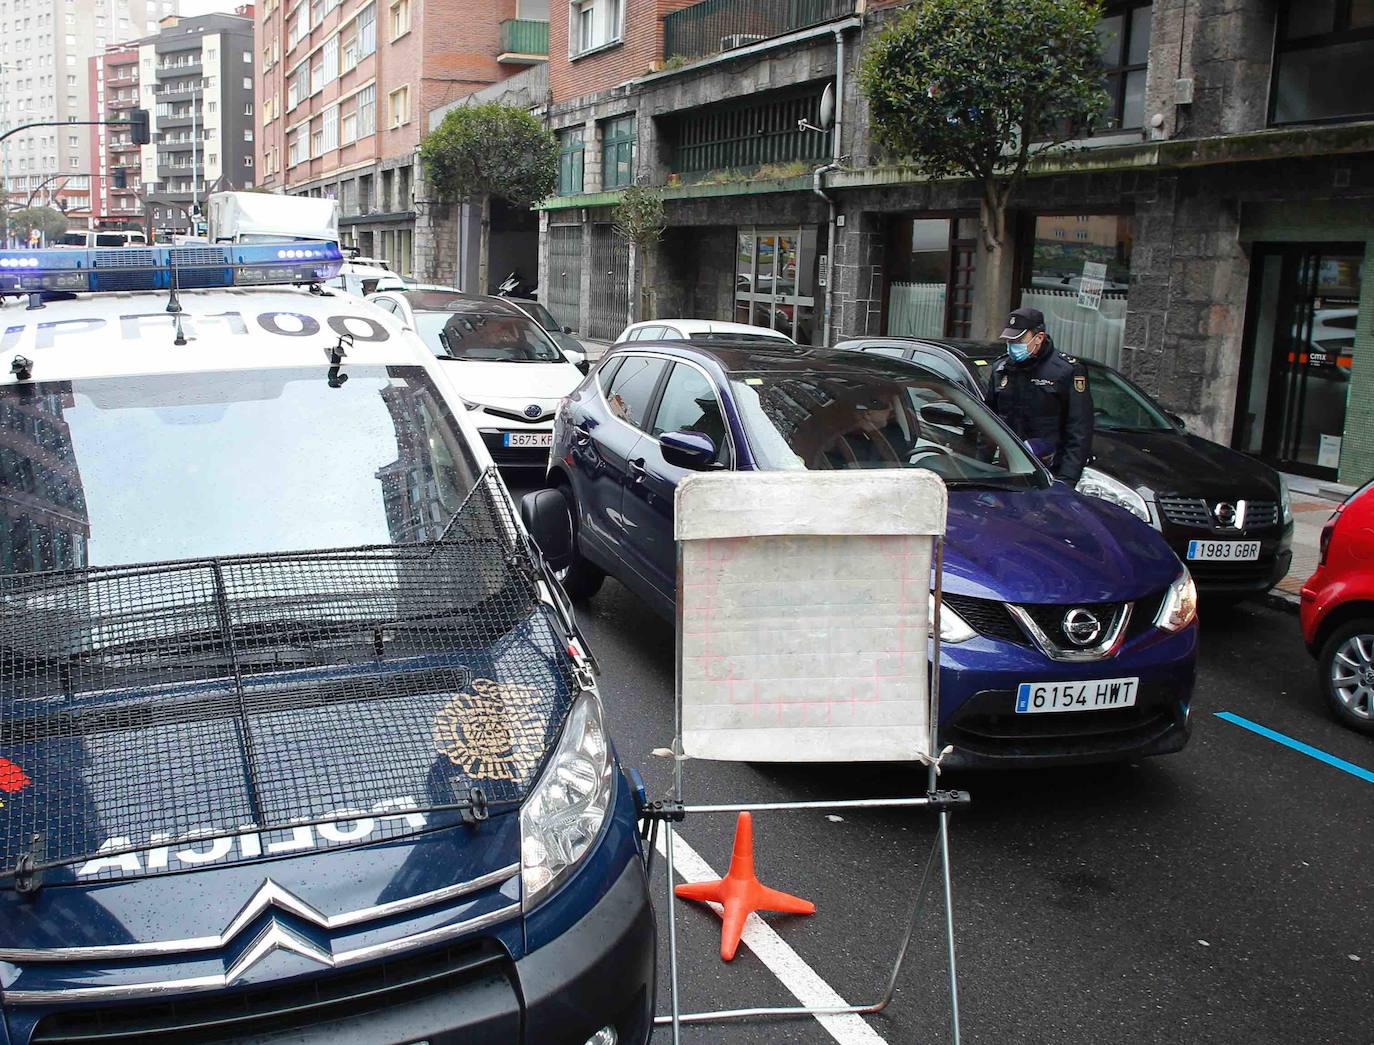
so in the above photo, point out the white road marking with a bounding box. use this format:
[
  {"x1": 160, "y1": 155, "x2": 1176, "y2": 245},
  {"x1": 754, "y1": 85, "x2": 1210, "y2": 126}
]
[{"x1": 655, "y1": 828, "x2": 889, "y2": 1045}]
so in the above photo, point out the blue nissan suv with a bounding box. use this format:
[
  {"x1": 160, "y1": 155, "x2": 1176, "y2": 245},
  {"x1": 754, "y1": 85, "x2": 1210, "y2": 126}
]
[{"x1": 543, "y1": 343, "x2": 1199, "y2": 769}]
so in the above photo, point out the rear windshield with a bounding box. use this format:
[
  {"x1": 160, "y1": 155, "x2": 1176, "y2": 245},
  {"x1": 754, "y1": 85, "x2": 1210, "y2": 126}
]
[
  {"x1": 413, "y1": 312, "x2": 564, "y2": 363},
  {"x1": 0, "y1": 366, "x2": 483, "y2": 576},
  {"x1": 730, "y1": 367, "x2": 1044, "y2": 488}
]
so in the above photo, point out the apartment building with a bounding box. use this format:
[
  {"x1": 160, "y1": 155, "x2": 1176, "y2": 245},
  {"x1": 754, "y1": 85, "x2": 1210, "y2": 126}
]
[
  {"x1": 86, "y1": 44, "x2": 145, "y2": 230},
  {"x1": 256, "y1": 0, "x2": 551, "y2": 275},
  {"x1": 117, "y1": 10, "x2": 258, "y2": 236},
  {"x1": 0, "y1": 0, "x2": 179, "y2": 221},
  {"x1": 532, "y1": 0, "x2": 1374, "y2": 488}
]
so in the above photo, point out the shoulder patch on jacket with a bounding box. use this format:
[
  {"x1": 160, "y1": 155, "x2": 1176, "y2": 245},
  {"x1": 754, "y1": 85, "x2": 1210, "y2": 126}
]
[{"x1": 1074, "y1": 374, "x2": 1087, "y2": 393}]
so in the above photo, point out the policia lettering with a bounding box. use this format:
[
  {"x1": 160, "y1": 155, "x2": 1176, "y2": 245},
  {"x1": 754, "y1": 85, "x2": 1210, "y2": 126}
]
[
  {"x1": 988, "y1": 307, "x2": 1094, "y2": 483},
  {"x1": 0, "y1": 312, "x2": 390, "y2": 352}
]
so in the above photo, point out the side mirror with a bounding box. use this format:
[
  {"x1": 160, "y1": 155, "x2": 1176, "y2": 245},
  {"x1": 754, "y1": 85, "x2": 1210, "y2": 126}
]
[
  {"x1": 1166, "y1": 411, "x2": 1187, "y2": 431},
  {"x1": 520, "y1": 489, "x2": 573, "y2": 572},
  {"x1": 576, "y1": 360, "x2": 590, "y2": 375},
  {"x1": 661, "y1": 431, "x2": 717, "y2": 471},
  {"x1": 563, "y1": 325, "x2": 573, "y2": 335}
]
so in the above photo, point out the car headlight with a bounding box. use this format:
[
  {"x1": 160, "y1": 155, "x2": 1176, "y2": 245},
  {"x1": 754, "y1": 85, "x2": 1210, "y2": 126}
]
[
  {"x1": 929, "y1": 593, "x2": 976, "y2": 643},
  {"x1": 521, "y1": 690, "x2": 614, "y2": 909},
  {"x1": 1278, "y1": 472, "x2": 1293, "y2": 524},
  {"x1": 1154, "y1": 568, "x2": 1198, "y2": 633},
  {"x1": 1077, "y1": 466, "x2": 1152, "y2": 524}
]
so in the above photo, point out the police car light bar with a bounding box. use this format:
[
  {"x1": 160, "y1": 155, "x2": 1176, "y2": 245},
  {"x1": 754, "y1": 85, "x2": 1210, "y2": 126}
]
[{"x1": 0, "y1": 241, "x2": 343, "y2": 296}]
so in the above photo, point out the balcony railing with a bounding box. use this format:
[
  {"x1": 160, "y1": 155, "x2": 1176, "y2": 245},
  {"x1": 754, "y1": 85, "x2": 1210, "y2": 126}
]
[
  {"x1": 499, "y1": 19, "x2": 549, "y2": 59},
  {"x1": 663, "y1": 0, "x2": 855, "y2": 62}
]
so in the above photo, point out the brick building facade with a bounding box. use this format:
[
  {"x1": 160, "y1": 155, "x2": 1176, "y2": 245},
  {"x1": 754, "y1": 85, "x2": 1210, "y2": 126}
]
[{"x1": 257, "y1": 0, "x2": 550, "y2": 273}]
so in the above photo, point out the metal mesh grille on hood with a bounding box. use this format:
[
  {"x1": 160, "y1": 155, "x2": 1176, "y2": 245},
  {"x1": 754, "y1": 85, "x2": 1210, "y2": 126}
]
[{"x1": 0, "y1": 471, "x2": 573, "y2": 884}]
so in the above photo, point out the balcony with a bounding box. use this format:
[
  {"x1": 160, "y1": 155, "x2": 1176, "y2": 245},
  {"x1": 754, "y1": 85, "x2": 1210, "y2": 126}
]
[
  {"x1": 106, "y1": 73, "x2": 137, "y2": 88},
  {"x1": 663, "y1": 0, "x2": 855, "y2": 63},
  {"x1": 107, "y1": 96, "x2": 137, "y2": 112},
  {"x1": 157, "y1": 164, "x2": 198, "y2": 179},
  {"x1": 158, "y1": 111, "x2": 196, "y2": 128},
  {"x1": 498, "y1": 19, "x2": 548, "y2": 64},
  {"x1": 159, "y1": 137, "x2": 198, "y2": 152},
  {"x1": 155, "y1": 59, "x2": 202, "y2": 79}
]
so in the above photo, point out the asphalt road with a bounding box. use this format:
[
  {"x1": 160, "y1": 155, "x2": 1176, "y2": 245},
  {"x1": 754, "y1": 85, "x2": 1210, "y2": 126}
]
[{"x1": 568, "y1": 577, "x2": 1373, "y2": 1045}]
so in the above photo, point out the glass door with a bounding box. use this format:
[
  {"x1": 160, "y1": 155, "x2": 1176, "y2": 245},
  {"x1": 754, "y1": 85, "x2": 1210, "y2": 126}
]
[
  {"x1": 734, "y1": 226, "x2": 818, "y2": 343},
  {"x1": 1236, "y1": 244, "x2": 1362, "y2": 478}
]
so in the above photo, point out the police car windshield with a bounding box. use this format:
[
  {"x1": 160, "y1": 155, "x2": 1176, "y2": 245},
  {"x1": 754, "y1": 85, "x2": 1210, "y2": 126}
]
[
  {"x1": 0, "y1": 366, "x2": 483, "y2": 577},
  {"x1": 412, "y1": 312, "x2": 564, "y2": 363},
  {"x1": 729, "y1": 367, "x2": 1045, "y2": 486}
]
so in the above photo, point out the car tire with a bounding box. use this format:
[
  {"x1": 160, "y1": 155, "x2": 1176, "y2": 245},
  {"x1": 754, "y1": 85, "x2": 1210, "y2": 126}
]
[
  {"x1": 553, "y1": 485, "x2": 605, "y2": 602},
  {"x1": 1317, "y1": 619, "x2": 1374, "y2": 734}
]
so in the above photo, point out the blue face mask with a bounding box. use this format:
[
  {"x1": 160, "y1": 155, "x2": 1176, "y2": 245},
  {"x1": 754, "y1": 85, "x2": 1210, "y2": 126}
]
[{"x1": 1007, "y1": 336, "x2": 1034, "y2": 362}]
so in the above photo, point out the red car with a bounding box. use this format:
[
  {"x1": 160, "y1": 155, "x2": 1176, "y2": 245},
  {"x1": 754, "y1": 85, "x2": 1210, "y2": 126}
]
[{"x1": 1301, "y1": 478, "x2": 1374, "y2": 733}]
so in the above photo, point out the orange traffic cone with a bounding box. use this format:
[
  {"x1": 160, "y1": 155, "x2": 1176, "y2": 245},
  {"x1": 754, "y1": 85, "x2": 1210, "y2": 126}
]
[{"x1": 675, "y1": 812, "x2": 815, "y2": 961}]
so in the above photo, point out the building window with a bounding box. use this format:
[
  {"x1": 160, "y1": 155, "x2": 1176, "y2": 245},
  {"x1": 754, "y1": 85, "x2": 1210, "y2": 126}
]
[
  {"x1": 1020, "y1": 213, "x2": 1134, "y2": 368},
  {"x1": 390, "y1": 0, "x2": 410, "y2": 39},
  {"x1": 322, "y1": 105, "x2": 338, "y2": 151},
  {"x1": 1095, "y1": 1, "x2": 1150, "y2": 131},
  {"x1": 600, "y1": 115, "x2": 633, "y2": 189},
  {"x1": 357, "y1": 83, "x2": 376, "y2": 136},
  {"x1": 289, "y1": 127, "x2": 305, "y2": 166},
  {"x1": 342, "y1": 108, "x2": 357, "y2": 143},
  {"x1": 358, "y1": 3, "x2": 377, "y2": 58},
  {"x1": 558, "y1": 126, "x2": 584, "y2": 194},
  {"x1": 569, "y1": 0, "x2": 622, "y2": 57},
  {"x1": 342, "y1": 34, "x2": 358, "y2": 71},
  {"x1": 322, "y1": 35, "x2": 339, "y2": 84},
  {"x1": 667, "y1": 86, "x2": 832, "y2": 176},
  {"x1": 1271, "y1": 1, "x2": 1374, "y2": 125},
  {"x1": 389, "y1": 84, "x2": 408, "y2": 128}
]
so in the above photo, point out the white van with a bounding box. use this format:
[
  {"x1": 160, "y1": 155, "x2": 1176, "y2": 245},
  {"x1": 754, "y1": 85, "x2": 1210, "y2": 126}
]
[{"x1": 56, "y1": 229, "x2": 148, "y2": 248}]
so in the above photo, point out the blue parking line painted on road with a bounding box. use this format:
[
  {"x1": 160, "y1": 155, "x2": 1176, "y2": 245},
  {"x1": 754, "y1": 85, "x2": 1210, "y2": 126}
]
[{"x1": 1215, "y1": 712, "x2": 1374, "y2": 784}]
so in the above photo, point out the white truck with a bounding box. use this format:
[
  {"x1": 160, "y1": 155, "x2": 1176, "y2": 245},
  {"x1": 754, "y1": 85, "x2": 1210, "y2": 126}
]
[{"x1": 206, "y1": 190, "x2": 340, "y2": 245}]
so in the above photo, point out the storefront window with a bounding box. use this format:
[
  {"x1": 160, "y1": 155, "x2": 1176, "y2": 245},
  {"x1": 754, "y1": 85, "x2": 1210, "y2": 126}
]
[
  {"x1": 1021, "y1": 214, "x2": 1133, "y2": 367},
  {"x1": 1271, "y1": 1, "x2": 1374, "y2": 124},
  {"x1": 888, "y1": 219, "x2": 951, "y2": 338}
]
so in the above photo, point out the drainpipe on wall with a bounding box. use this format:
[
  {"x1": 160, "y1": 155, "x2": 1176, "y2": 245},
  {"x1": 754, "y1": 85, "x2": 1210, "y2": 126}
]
[{"x1": 814, "y1": 24, "x2": 847, "y2": 347}]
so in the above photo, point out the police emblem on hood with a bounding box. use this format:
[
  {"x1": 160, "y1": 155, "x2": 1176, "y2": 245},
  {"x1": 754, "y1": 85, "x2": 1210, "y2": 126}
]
[{"x1": 433, "y1": 679, "x2": 547, "y2": 783}]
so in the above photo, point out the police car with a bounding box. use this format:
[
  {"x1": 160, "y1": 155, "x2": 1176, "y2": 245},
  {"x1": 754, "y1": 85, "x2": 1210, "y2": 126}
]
[{"x1": 0, "y1": 243, "x2": 654, "y2": 1044}]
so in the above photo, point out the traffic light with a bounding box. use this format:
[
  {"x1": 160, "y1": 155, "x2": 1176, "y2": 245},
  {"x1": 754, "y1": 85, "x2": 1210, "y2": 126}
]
[
  {"x1": 113, "y1": 168, "x2": 127, "y2": 189},
  {"x1": 128, "y1": 108, "x2": 150, "y2": 145}
]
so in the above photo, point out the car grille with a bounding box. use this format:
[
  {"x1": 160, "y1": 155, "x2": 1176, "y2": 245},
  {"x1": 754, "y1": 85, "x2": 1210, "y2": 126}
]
[
  {"x1": 942, "y1": 593, "x2": 1026, "y2": 645},
  {"x1": 29, "y1": 940, "x2": 515, "y2": 1044},
  {"x1": 1157, "y1": 496, "x2": 1280, "y2": 530},
  {"x1": 1157, "y1": 496, "x2": 1213, "y2": 528},
  {"x1": 943, "y1": 591, "x2": 1167, "y2": 647},
  {"x1": 1016, "y1": 601, "x2": 1125, "y2": 649},
  {"x1": 482, "y1": 405, "x2": 554, "y2": 424}
]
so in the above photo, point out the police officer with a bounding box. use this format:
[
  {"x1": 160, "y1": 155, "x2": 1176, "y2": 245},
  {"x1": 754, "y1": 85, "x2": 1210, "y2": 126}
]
[{"x1": 987, "y1": 307, "x2": 1093, "y2": 483}]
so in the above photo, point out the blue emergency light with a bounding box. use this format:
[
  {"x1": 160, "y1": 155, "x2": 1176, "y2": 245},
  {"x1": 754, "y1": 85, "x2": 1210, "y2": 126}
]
[{"x1": 0, "y1": 241, "x2": 343, "y2": 296}]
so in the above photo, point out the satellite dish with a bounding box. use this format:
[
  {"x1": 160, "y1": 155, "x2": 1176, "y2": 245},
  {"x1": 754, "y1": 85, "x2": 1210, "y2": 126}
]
[{"x1": 818, "y1": 82, "x2": 836, "y2": 130}]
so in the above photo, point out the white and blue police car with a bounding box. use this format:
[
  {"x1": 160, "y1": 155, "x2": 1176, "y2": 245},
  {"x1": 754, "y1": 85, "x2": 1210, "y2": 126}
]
[{"x1": 0, "y1": 242, "x2": 654, "y2": 1045}]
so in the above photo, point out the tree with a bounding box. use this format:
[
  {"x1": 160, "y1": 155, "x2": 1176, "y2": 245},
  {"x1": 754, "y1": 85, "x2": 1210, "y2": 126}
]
[
  {"x1": 10, "y1": 206, "x2": 67, "y2": 245},
  {"x1": 420, "y1": 103, "x2": 558, "y2": 294},
  {"x1": 860, "y1": 0, "x2": 1107, "y2": 338},
  {"x1": 613, "y1": 184, "x2": 667, "y2": 323}
]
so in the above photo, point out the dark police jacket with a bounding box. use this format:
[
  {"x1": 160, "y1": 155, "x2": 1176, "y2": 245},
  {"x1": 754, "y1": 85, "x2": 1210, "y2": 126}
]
[{"x1": 986, "y1": 339, "x2": 1094, "y2": 483}]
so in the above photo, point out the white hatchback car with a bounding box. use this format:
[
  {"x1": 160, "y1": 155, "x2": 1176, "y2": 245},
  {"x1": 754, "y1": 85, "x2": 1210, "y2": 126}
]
[
  {"x1": 367, "y1": 288, "x2": 584, "y2": 469},
  {"x1": 613, "y1": 319, "x2": 796, "y2": 345}
]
